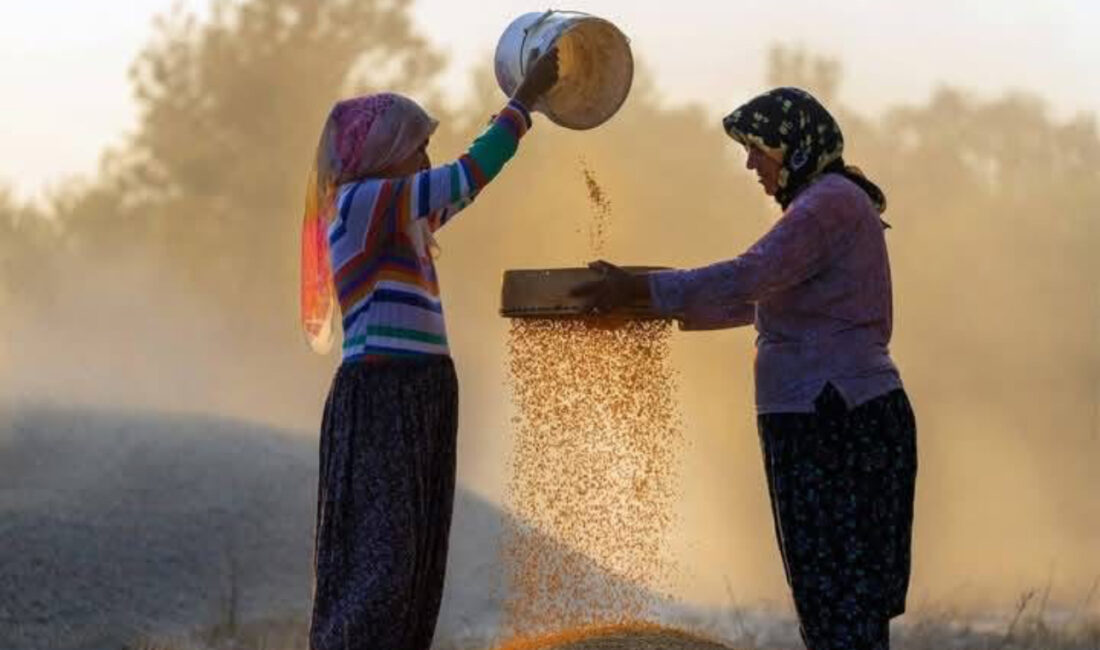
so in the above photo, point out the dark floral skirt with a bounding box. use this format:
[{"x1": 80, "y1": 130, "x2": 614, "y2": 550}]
[
  {"x1": 309, "y1": 356, "x2": 458, "y2": 650},
  {"x1": 758, "y1": 383, "x2": 917, "y2": 650}
]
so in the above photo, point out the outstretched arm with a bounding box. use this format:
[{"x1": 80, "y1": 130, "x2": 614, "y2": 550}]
[
  {"x1": 649, "y1": 195, "x2": 858, "y2": 315},
  {"x1": 676, "y1": 301, "x2": 756, "y2": 330},
  {"x1": 569, "y1": 261, "x2": 755, "y2": 330}
]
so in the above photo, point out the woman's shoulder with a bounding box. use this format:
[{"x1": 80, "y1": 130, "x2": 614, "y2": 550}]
[
  {"x1": 795, "y1": 173, "x2": 877, "y2": 221},
  {"x1": 802, "y1": 172, "x2": 868, "y2": 204},
  {"x1": 336, "y1": 177, "x2": 399, "y2": 211},
  {"x1": 338, "y1": 177, "x2": 389, "y2": 197},
  {"x1": 329, "y1": 180, "x2": 395, "y2": 236}
]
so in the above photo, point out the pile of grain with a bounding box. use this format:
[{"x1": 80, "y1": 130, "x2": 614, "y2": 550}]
[{"x1": 495, "y1": 623, "x2": 732, "y2": 650}]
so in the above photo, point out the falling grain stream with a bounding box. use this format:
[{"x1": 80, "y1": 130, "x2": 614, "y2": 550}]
[{"x1": 497, "y1": 166, "x2": 719, "y2": 648}]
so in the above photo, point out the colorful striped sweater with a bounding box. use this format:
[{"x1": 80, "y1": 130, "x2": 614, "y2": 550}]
[{"x1": 327, "y1": 100, "x2": 532, "y2": 361}]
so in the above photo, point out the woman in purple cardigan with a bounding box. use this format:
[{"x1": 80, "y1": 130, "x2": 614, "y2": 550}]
[{"x1": 578, "y1": 87, "x2": 917, "y2": 650}]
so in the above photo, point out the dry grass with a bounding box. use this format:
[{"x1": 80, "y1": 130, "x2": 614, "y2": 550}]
[{"x1": 890, "y1": 583, "x2": 1100, "y2": 650}]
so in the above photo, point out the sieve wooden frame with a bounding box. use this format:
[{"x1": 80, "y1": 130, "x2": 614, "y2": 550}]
[{"x1": 500, "y1": 267, "x2": 670, "y2": 319}]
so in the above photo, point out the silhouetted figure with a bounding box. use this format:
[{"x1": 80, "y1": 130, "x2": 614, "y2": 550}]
[
  {"x1": 298, "y1": 50, "x2": 560, "y2": 650},
  {"x1": 575, "y1": 87, "x2": 917, "y2": 650}
]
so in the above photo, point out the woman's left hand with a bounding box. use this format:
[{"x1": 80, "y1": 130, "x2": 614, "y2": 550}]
[
  {"x1": 513, "y1": 46, "x2": 560, "y2": 108},
  {"x1": 570, "y1": 260, "x2": 651, "y2": 314}
]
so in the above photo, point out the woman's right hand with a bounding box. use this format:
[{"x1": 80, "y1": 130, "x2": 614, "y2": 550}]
[
  {"x1": 513, "y1": 46, "x2": 560, "y2": 108},
  {"x1": 570, "y1": 260, "x2": 652, "y2": 315}
]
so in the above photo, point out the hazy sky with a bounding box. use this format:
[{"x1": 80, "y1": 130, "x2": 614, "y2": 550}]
[{"x1": 3, "y1": 0, "x2": 1097, "y2": 201}]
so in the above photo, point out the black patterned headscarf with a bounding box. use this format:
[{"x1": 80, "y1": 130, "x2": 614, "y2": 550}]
[{"x1": 723, "y1": 87, "x2": 887, "y2": 216}]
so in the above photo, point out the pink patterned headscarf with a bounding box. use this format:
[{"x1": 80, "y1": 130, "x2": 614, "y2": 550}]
[{"x1": 300, "y1": 93, "x2": 438, "y2": 353}]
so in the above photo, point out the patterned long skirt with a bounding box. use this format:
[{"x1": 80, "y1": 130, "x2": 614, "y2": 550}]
[
  {"x1": 309, "y1": 356, "x2": 459, "y2": 650},
  {"x1": 758, "y1": 383, "x2": 917, "y2": 650}
]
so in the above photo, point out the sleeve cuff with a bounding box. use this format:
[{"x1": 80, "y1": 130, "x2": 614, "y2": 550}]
[
  {"x1": 491, "y1": 100, "x2": 533, "y2": 141},
  {"x1": 507, "y1": 99, "x2": 534, "y2": 128},
  {"x1": 649, "y1": 270, "x2": 689, "y2": 316}
]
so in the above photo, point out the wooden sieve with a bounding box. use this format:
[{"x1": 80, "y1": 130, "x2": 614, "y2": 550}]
[{"x1": 500, "y1": 266, "x2": 670, "y2": 319}]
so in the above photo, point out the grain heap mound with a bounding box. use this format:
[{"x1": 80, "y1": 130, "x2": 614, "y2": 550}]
[{"x1": 495, "y1": 622, "x2": 733, "y2": 650}]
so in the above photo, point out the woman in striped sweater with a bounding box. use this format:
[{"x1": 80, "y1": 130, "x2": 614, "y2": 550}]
[{"x1": 299, "y1": 49, "x2": 559, "y2": 650}]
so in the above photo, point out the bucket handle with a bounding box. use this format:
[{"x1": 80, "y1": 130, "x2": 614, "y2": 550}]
[{"x1": 519, "y1": 10, "x2": 555, "y2": 75}]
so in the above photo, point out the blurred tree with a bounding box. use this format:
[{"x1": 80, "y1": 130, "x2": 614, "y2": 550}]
[
  {"x1": 765, "y1": 44, "x2": 842, "y2": 105},
  {"x1": 60, "y1": 0, "x2": 445, "y2": 339},
  {"x1": 0, "y1": 187, "x2": 55, "y2": 308}
]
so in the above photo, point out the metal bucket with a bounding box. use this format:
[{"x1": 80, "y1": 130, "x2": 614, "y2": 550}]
[
  {"x1": 500, "y1": 267, "x2": 668, "y2": 319},
  {"x1": 495, "y1": 11, "x2": 633, "y2": 130}
]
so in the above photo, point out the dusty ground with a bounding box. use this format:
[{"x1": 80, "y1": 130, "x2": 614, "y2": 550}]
[
  {"x1": 0, "y1": 407, "x2": 317, "y2": 650},
  {"x1": 3, "y1": 407, "x2": 1096, "y2": 650},
  {"x1": 0, "y1": 406, "x2": 653, "y2": 650}
]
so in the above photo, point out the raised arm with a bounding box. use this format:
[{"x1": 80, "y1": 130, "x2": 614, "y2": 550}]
[
  {"x1": 390, "y1": 47, "x2": 559, "y2": 232},
  {"x1": 407, "y1": 100, "x2": 533, "y2": 232}
]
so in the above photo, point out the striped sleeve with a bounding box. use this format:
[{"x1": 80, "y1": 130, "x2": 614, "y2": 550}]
[{"x1": 401, "y1": 99, "x2": 533, "y2": 232}]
